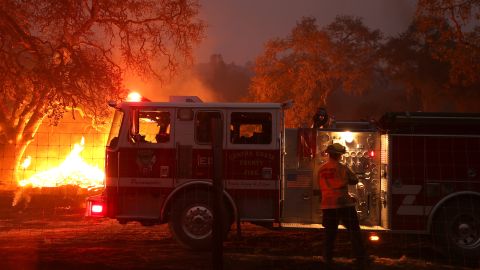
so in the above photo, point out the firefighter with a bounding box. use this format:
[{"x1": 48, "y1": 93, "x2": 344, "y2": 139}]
[
  {"x1": 318, "y1": 143, "x2": 368, "y2": 269},
  {"x1": 312, "y1": 107, "x2": 329, "y2": 128}
]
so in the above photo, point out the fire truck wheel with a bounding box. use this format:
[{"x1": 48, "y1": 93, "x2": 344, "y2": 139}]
[
  {"x1": 432, "y1": 198, "x2": 480, "y2": 261},
  {"x1": 168, "y1": 191, "x2": 231, "y2": 250}
]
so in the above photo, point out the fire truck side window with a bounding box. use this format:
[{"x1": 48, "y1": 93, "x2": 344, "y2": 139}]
[
  {"x1": 230, "y1": 112, "x2": 272, "y2": 144},
  {"x1": 131, "y1": 110, "x2": 171, "y2": 144},
  {"x1": 195, "y1": 111, "x2": 221, "y2": 144}
]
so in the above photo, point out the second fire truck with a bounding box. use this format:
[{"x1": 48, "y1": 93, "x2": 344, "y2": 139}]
[{"x1": 86, "y1": 96, "x2": 480, "y2": 259}]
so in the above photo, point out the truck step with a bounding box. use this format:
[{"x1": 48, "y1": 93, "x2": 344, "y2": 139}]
[{"x1": 280, "y1": 223, "x2": 387, "y2": 231}]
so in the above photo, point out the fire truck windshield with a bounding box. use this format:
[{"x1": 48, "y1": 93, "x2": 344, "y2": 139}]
[{"x1": 107, "y1": 110, "x2": 124, "y2": 148}]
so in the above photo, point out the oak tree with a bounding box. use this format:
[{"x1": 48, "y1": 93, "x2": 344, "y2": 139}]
[
  {"x1": 0, "y1": 0, "x2": 205, "y2": 187},
  {"x1": 383, "y1": 0, "x2": 480, "y2": 111},
  {"x1": 416, "y1": 0, "x2": 480, "y2": 86},
  {"x1": 382, "y1": 22, "x2": 451, "y2": 111},
  {"x1": 249, "y1": 16, "x2": 381, "y2": 127}
]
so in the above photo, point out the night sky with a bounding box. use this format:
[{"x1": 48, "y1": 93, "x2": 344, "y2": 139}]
[{"x1": 195, "y1": 0, "x2": 417, "y2": 64}]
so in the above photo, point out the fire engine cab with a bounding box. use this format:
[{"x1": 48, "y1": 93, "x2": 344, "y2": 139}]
[{"x1": 86, "y1": 96, "x2": 480, "y2": 259}]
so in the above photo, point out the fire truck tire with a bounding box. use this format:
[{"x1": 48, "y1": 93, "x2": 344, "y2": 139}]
[
  {"x1": 432, "y1": 197, "x2": 480, "y2": 261},
  {"x1": 168, "y1": 190, "x2": 231, "y2": 250}
]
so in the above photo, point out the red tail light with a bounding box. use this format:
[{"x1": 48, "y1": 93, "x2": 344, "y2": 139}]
[
  {"x1": 91, "y1": 204, "x2": 103, "y2": 214},
  {"x1": 369, "y1": 150, "x2": 375, "y2": 157},
  {"x1": 85, "y1": 195, "x2": 105, "y2": 217}
]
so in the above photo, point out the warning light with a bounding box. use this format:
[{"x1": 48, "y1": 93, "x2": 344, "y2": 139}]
[
  {"x1": 91, "y1": 204, "x2": 103, "y2": 214},
  {"x1": 369, "y1": 234, "x2": 380, "y2": 242},
  {"x1": 341, "y1": 131, "x2": 354, "y2": 144},
  {"x1": 369, "y1": 150, "x2": 375, "y2": 157},
  {"x1": 127, "y1": 92, "x2": 142, "y2": 102}
]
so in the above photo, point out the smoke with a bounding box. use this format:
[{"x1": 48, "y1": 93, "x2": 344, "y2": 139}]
[
  {"x1": 123, "y1": 55, "x2": 252, "y2": 103},
  {"x1": 124, "y1": 68, "x2": 219, "y2": 102},
  {"x1": 153, "y1": 71, "x2": 219, "y2": 102}
]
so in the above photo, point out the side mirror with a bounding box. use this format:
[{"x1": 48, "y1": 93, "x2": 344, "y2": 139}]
[
  {"x1": 108, "y1": 137, "x2": 119, "y2": 148},
  {"x1": 108, "y1": 100, "x2": 117, "y2": 108}
]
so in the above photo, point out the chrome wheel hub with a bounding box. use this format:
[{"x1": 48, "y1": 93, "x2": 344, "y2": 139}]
[
  {"x1": 182, "y1": 205, "x2": 213, "y2": 240},
  {"x1": 451, "y1": 215, "x2": 480, "y2": 249}
]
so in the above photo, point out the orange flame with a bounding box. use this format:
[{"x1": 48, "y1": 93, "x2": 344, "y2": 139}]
[
  {"x1": 21, "y1": 156, "x2": 32, "y2": 169},
  {"x1": 18, "y1": 137, "x2": 105, "y2": 189}
]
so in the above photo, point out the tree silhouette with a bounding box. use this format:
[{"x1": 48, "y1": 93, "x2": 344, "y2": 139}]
[
  {"x1": 249, "y1": 16, "x2": 381, "y2": 127},
  {"x1": 380, "y1": 0, "x2": 480, "y2": 111},
  {"x1": 382, "y1": 21, "x2": 452, "y2": 111},
  {"x1": 416, "y1": 0, "x2": 480, "y2": 86},
  {"x1": 0, "y1": 0, "x2": 205, "y2": 187},
  {"x1": 196, "y1": 54, "x2": 252, "y2": 102}
]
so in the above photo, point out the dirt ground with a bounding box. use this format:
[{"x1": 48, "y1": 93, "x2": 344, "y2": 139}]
[{"x1": 0, "y1": 193, "x2": 478, "y2": 270}]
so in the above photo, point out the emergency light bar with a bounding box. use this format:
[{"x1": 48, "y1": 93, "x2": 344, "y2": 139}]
[
  {"x1": 126, "y1": 92, "x2": 151, "y2": 102},
  {"x1": 127, "y1": 92, "x2": 142, "y2": 102}
]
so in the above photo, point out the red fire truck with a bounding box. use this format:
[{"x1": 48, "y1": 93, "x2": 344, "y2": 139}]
[{"x1": 86, "y1": 97, "x2": 480, "y2": 259}]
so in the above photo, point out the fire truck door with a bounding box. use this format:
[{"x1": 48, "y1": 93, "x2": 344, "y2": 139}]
[
  {"x1": 116, "y1": 108, "x2": 175, "y2": 217},
  {"x1": 282, "y1": 128, "x2": 313, "y2": 223},
  {"x1": 122, "y1": 108, "x2": 175, "y2": 180},
  {"x1": 225, "y1": 110, "x2": 280, "y2": 220}
]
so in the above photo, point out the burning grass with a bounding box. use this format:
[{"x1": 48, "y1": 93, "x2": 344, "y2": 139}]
[
  {"x1": 18, "y1": 137, "x2": 105, "y2": 189},
  {"x1": 8, "y1": 136, "x2": 105, "y2": 210}
]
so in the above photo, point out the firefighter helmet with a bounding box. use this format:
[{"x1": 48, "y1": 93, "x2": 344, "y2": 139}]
[{"x1": 326, "y1": 143, "x2": 346, "y2": 154}]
